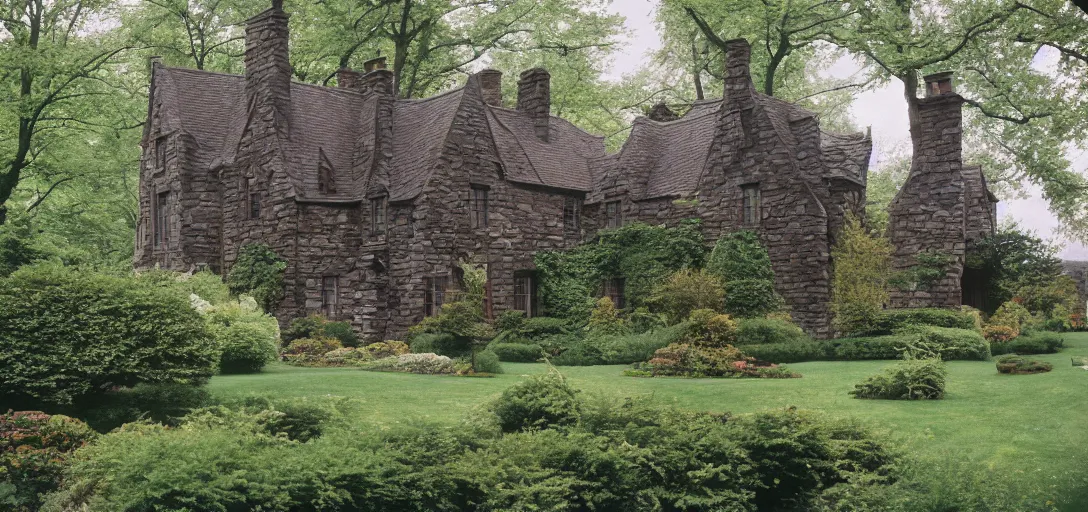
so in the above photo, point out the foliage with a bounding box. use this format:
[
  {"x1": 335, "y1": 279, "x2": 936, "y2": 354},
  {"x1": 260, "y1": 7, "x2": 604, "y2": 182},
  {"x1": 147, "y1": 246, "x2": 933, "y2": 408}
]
[
  {"x1": 489, "y1": 343, "x2": 543, "y2": 362},
  {"x1": 362, "y1": 353, "x2": 461, "y2": 375},
  {"x1": 995, "y1": 355, "x2": 1053, "y2": 375},
  {"x1": 0, "y1": 411, "x2": 97, "y2": 512},
  {"x1": 742, "y1": 341, "x2": 830, "y2": 364},
  {"x1": 724, "y1": 278, "x2": 784, "y2": 318},
  {"x1": 470, "y1": 350, "x2": 504, "y2": 375},
  {"x1": 735, "y1": 317, "x2": 808, "y2": 345},
  {"x1": 990, "y1": 300, "x2": 1033, "y2": 331},
  {"x1": 226, "y1": 244, "x2": 287, "y2": 312},
  {"x1": 982, "y1": 325, "x2": 1018, "y2": 344},
  {"x1": 896, "y1": 326, "x2": 991, "y2": 361},
  {"x1": 0, "y1": 265, "x2": 217, "y2": 408},
  {"x1": 534, "y1": 221, "x2": 707, "y2": 320},
  {"x1": 630, "y1": 342, "x2": 800, "y2": 378},
  {"x1": 282, "y1": 337, "x2": 343, "y2": 366},
  {"x1": 494, "y1": 310, "x2": 525, "y2": 332},
  {"x1": 585, "y1": 296, "x2": 629, "y2": 336},
  {"x1": 1016, "y1": 274, "x2": 1081, "y2": 319},
  {"x1": 409, "y1": 262, "x2": 494, "y2": 370},
  {"x1": 706, "y1": 230, "x2": 775, "y2": 283},
  {"x1": 319, "y1": 321, "x2": 360, "y2": 348},
  {"x1": 850, "y1": 359, "x2": 947, "y2": 400},
  {"x1": 491, "y1": 371, "x2": 582, "y2": 433},
  {"x1": 831, "y1": 214, "x2": 893, "y2": 336},
  {"x1": 990, "y1": 332, "x2": 1064, "y2": 356},
  {"x1": 202, "y1": 299, "x2": 280, "y2": 374},
  {"x1": 648, "y1": 268, "x2": 725, "y2": 323},
  {"x1": 744, "y1": 328, "x2": 989, "y2": 364},
  {"x1": 965, "y1": 227, "x2": 1064, "y2": 313},
  {"x1": 550, "y1": 321, "x2": 695, "y2": 366},
  {"x1": 866, "y1": 308, "x2": 980, "y2": 335},
  {"x1": 78, "y1": 383, "x2": 214, "y2": 433},
  {"x1": 889, "y1": 250, "x2": 953, "y2": 291},
  {"x1": 284, "y1": 314, "x2": 327, "y2": 344},
  {"x1": 362, "y1": 341, "x2": 410, "y2": 360},
  {"x1": 138, "y1": 269, "x2": 234, "y2": 306},
  {"x1": 407, "y1": 332, "x2": 461, "y2": 356}
]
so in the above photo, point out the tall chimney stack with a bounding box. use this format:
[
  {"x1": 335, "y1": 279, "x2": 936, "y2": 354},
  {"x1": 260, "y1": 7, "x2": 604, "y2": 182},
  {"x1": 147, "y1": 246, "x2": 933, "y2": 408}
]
[
  {"x1": 517, "y1": 68, "x2": 551, "y2": 142},
  {"x1": 477, "y1": 69, "x2": 503, "y2": 107},
  {"x1": 723, "y1": 39, "x2": 753, "y2": 105},
  {"x1": 244, "y1": 1, "x2": 292, "y2": 136},
  {"x1": 358, "y1": 57, "x2": 393, "y2": 95}
]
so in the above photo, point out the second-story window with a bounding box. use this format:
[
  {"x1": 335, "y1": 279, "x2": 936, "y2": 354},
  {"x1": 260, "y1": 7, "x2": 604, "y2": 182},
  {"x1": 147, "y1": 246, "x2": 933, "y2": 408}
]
[
  {"x1": 249, "y1": 191, "x2": 261, "y2": 219},
  {"x1": 564, "y1": 196, "x2": 580, "y2": 236},
  {"x1": 741, "y1": 183, "x2": 760, "y2": 225},
  {"x1": 605, "y1": 201, "x2": 622, "y2": 229},
  {"x1": 321, "y1": 276, "x2": 339, "y2": 318},
  {"x1": 370, "y1": 196, "x2": 387, "y2": 233},
  {"x1": 471, "y1": 185, "x2": 489, "y2": 228},
  {"x1": 154, "y1": 191, "x2": 169, "y2": 248},
  {"x1": 155, "y1": 137, "x2": 167, "y2": 170}
]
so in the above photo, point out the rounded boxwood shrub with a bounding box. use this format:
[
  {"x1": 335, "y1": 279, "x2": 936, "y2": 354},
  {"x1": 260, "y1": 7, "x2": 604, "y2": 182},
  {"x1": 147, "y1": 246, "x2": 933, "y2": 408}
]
[
  {"x1": 736, "y1": 317, "x2": 807, "y2": 345},
  {"x1": 724, "y1": 279, "x2": 784, "y2": 318},
  {"x1": 470, "y1": 349, "x2": 504, "y2": 374},
  {"x1": 215, "y1": 322, "x2": 279, "y2": 374},
  {"x1": 0, "y1": 265, "x2": 218, "y2": 407},
  {"x1": 490, "y1": 342, "x2": 544, "y2": 362},
  {"x1": 492, "y1": 372, "x2": 582, "y2": 433},
  {"x1": 850, "y1": 359, "x2": 946, "y2": 400}
]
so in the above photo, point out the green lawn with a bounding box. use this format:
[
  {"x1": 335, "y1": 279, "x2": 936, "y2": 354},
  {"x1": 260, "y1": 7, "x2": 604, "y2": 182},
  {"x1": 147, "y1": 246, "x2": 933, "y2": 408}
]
[{"x1": 210, "y1": 332, "x2": 1088, "y2": 509}]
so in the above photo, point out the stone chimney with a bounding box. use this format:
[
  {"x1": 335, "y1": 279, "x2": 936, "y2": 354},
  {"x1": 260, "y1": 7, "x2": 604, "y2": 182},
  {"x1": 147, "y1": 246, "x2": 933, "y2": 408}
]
[
  {"x1": 337, "y1": 68, "x2": 361, "y2": 89},
  {"x1": 358, "y1": 57, "x2": 393, "y2": 95},
  {"x1": 517, "y1": 68, "x2": 551, "y2": 142},
  {"x1": 244, "y1": 0, "x2": 292, "y2": 136},
  {"x1": 477, "y1": 69, "x2": 503, "y2": 107},
  {"x1": 886, "y1": 71, "x2": 967, "y2": 309},
  {"x1": 647, "y1": 103, "x2": 678, "y2": 122},
  {"x1": 723, "y1": 39, "x2": 754, "y2": 106}
]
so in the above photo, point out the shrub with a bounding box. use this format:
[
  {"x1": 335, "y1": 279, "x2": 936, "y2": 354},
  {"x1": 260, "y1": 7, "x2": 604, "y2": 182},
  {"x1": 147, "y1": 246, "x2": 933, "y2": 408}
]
[
  {"x1": 867, "y1": 308, "x2": 979, "y2": 335},
  {"x1": 724, "y1": 279, "x2": 784, "y2": 318},
  {"x1": 495, "y1": 310, "x2": 525, "y2": 332},
  {"x1": 362, "y1": 353, "x2": 459, "y2": 375},
  {"x1": 899, "y1": 326, "x2": 991, "y2": 361},
  {"x1": 491, "y1": 371, "x2": 582, "y2": 433},
  {"x1": 648, "y1": 269, "x2": 725, "y2": 323},
  {"x1": 831, "y1": 214, "x2": 893, "y2": 336},
  {"x1": 680, "y1": 309, "x2": 739, "y2": 347},
  {"x1": 736, "y1": 317, "x2": 807, "y2": 345},
  {"x1": 0, "y1": 411, "x2": 96, "y2": 511},
  {"x1": 80, "y1": 383, "x2": 214, "y2": 432},
  {"x1": 995, "y1": 355, "x2": 1053, "y2": 374},
  {"x1": 743, "y1": 341, "x2": 830, "y2": 364},
  {"x1": 408, "y1": 332, "x2": 460, "y2": 355},
  {"x1": 586, "y1": 297, "x2": 629, "y2": 336},
  {"x1": 0, "y1": 265, "x2": 218, "y2": 408},
  {"x1": 319, "y1": 347, "x2": 369, "y2": 366},
  {"x1": 706, "y1": 230, "x2": 774, "y2": 283},
  {"x1": 990, "y1": 300, "x2": 1032, "y2": 330},
  {"x1": 490, "y1": 343, "x2": 544, "y2": 362},
  {"x1": 746, "y1": 330, "x2": 988, "y2": 364},
  {"x1": 470, "y1": 350, "x2": 503, "y2": 374},
  {"x1": 982, "y1": 324, "x2": 1018, "y2": 344},
  {"x1": 283, "y1": 337, "x2": 343, "y2": 357},
  {"x1": 990, "y1": 332, "x2": 1064, "y2": 356},
  {"x1": 320, "y1": 321, "x2": 359, "y2": 348},
  {"x1": 362, "y1": 340, "x2": 410, "y2": 359},
  {"x1": 551, "y1": 321, "x2": 693, "y2": 366},
  {"x1": 226, "y1": 243, "x2": 287, "y2": 312},
  {"x1": 631, "y1": 342, "x2": 799, "y2": 378},
  {"x1": 850, "y1": 359, "x2": 947, "y2": 400},
  {"x1": 284, "y1": 314, "x2": 326, "y2": 343},
  {"x1": 213, "y1": 322, "x2": 279, "y2": 374},
  {"x1": 518, "y1": 317, "x2": 571, "y2": 338}
]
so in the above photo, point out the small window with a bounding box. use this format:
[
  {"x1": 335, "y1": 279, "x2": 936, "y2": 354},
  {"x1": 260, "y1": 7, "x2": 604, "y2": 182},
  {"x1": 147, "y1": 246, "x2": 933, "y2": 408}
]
[
  {"x1": 514, "y1": 274, "x2": 534, "y2": 317},
  {"x1": 154, "y1": 191, "x2": 169, "y2": 248},
  {"x1": 370, "y1": 196, "x2": 387, "y2": 233},
  {"x1": 424, "y1": 276, "x2": 450, "y2": 317},
  {"x1": 605, "y1": 201, "x2": 622, "y2": 229},
  {"x1": 318, "y1": 159, "x2": 336, "y2": 194},
  {"x1": 470, "y1": 186, "x2": 489, "y2": 228},
  {"x1": 155, "y1": 138, "x2": 167, "y2": 170},
  {"x1": 249, "y1": 192, "x2": 261, "y2": 220},
  {"x1": 563, "y1": 196, "x2": 580, "y2": 236},
  {"x1": 601, "y1": 278, "x2": 625, "y2": 309},
  {"x1": 741, "y1": 184, "x2": 760, "y2": 224},
  {"x1": 321, "y1": 276, "x2": 339, "y2": 318}
]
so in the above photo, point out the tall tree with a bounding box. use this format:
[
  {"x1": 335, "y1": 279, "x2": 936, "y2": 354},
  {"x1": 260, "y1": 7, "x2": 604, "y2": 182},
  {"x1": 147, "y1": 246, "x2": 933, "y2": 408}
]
[
  {"x1": 0, "y1": 0, "x2": 129, "y2": 225},
  {"x1": 120, "y1": 0, "x2": 258, "y2": 72}
]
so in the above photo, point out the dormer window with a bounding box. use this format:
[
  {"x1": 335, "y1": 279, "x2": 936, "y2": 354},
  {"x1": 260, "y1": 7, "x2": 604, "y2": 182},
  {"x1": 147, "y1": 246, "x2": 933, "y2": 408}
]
[
  {"x1": 370, "y1": 195, "x2": 387, "y2": 233},
  {"x1": 741, "y1": 183, "x2": 760, "y2": 225},
  {"x1": 471, "y1": 185, "x2": 489, "y2": 228}
]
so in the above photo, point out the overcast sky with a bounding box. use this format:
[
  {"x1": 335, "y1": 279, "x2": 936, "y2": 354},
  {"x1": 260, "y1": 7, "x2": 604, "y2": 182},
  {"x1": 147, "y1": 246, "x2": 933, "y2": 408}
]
[{"x1": 603, "y1": 0, "x2": 1088, "y2": 260}]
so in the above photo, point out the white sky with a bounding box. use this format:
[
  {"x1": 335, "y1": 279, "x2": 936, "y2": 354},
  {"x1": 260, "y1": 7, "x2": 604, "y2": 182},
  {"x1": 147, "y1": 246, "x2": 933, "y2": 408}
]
[{"x1": 604, "y1": 0, "x2": 1088, "y2": 260}]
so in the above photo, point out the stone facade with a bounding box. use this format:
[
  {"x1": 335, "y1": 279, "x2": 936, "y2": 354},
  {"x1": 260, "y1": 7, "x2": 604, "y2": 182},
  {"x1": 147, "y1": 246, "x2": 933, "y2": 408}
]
[{"x1": 135, "y1": 6, "x2": 996, "y2": 341}]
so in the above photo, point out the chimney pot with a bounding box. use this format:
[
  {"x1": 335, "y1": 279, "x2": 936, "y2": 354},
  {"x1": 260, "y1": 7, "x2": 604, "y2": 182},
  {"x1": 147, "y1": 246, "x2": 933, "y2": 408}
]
[
  {"x1": 477, "y1": 69, "x2": 503, "y2": 107},
  {"x1": 517, "y1": 68, "x2": 551, "y2": 142},
  {"x1": 923, "y1": 71, "x2": 955, "y2": 97},
  {"x1": 337, "y1": 68, "x2": 361, "y2": 89}
]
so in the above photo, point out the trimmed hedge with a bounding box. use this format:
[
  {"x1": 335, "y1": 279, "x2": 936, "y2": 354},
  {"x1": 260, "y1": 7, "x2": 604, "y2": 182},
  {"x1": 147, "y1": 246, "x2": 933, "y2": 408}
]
[
  {"x1": 551, "y1": 322, "x2": 694, "y2": 366},
  {"x1": 990, "y1": 332, "x2": 1063, "y2": 356},
  {"x1": 744, "y1": 327, "x2": 989, "y2": 364},
  {"x1": 995, "y1": 355, "x2": 1053, "y2": 374},
  {"x1": 735, "y1": 318, "x2": 808, "y2": 345},
  {"x1": 865, "y1": 308, "x2": 978, "y2": 335},
  {"x1": 489, "y1": 343, "x2": 544, "y2": 362}
]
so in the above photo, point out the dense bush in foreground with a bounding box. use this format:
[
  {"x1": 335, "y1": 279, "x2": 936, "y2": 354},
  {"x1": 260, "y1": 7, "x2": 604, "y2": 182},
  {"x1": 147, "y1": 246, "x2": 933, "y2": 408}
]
[
  {"x1": 0, "y1": 265, "x2": 218, "y2": 408},
  {"x1": 42, "y1": 380, "x2": 899, "y2": 512},
  {"x1": 851, "y1": 359, "x2": 947, "y2": 400},
  {"x1": 1, "y1": 411, "x2": 96, "y2": 512}
]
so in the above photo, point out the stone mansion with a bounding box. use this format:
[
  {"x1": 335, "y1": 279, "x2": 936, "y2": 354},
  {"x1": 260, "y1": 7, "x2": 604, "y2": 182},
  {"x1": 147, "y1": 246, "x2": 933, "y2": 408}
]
[{"x1": 135, "y1": 3, "x2": 997, "y2": 339}]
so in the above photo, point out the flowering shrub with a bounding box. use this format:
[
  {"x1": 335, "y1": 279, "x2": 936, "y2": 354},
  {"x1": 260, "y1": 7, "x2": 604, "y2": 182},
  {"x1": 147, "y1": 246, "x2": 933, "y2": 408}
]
[
  {"x1": 682, "y1": 309, "x2": 739, "y2": 347},
  {"x1": 995, "y1": 355, "x2": 1053, "y2": 374},
  {"x1": 1, "y1": 411, "x2": 96, "y2": 511},
  {"x1": 282, "y1": 337, "x2": 344, "y2": 366},
  {"x1": 628, "y1": 343, "x2": 799, "y2": 378},
  {"x1": 362, "y1": 353, "x2": 461, "y2": 375},
  {"x1": 982, "y1": 324, "x2": 1018, "y2": 344},
  {"x1": 320, "y1": 347, "x2": 370, "y2": 366}
]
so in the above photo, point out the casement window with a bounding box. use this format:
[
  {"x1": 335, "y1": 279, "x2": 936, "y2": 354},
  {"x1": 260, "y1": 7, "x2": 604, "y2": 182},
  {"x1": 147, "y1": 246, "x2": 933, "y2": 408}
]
[
  {"x1": 424, "y1": 276, "x2": 450, "y2": 317},
  {"x1": 155, "y1": 137, "x2": 167, "y2": 170},
  {"x1": 249, "y1": 192, "x2": 261, "y2": 219},
  {"x1": 370, "y1": 196, "x2": 387, "y2": 233},
  {"x1": 154, "y1": 191, "x2": 169, "y2": 248},
  {"x1": 600, "y1": 278, "x2": 625, "y2": 309},
  {"x1": 563, "y1": 196, "x2": 581, "y2": 236},
  {"x1": 514, "y1": 274, "x2": 535, "y2": 317},
  {"x1": 741, "y1": 184, "x2": 761, "y2": 225},
  {"x1": 321, "y1": 276, "x2": 339, "y2": 318},
  {"x1": 605, "y1": 201, "x2": 622, "y2": 229},
  {"x1": 470, "y1": 185, "x2": 489, "y2": 228}
]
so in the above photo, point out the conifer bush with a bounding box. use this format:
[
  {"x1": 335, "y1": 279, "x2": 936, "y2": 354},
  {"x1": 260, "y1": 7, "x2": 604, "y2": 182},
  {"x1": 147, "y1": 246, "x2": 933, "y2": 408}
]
[
  {"x1": 227, "y1": 244, "x2": 287, "y2": 312},
  {"x1": 850, "y1": 359, "x2": 947, "y2": 400},
  {"x1": 648, "y1": 268, "x2": 725, "y2": 323},
  {"x1": 830, "y1": 215, "x2": 893, "y2": 336}
]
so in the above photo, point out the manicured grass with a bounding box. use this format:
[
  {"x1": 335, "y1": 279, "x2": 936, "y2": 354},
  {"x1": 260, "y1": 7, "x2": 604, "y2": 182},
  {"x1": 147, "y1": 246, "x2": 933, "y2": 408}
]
[{"x1": 209, "y1": 332, "x2": 1088, "y2": 510}]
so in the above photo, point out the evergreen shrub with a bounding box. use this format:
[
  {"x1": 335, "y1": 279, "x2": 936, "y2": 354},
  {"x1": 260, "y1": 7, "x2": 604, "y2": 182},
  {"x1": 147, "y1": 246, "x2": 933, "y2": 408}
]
[
  {"x1": 551, "y1": 321, "x2": 693, "y2": 366},
  {"x1": 851, "y1": 359, "x2": 947, "y2": 400},
  {"x1": 990, "y1": 332, "x2": 1064, "y2": 356},
  {"x1": 995, "y1": 355, "x2": 1053, "y2": 374},
  {"x1": 489, "y1": 343, "x2": 544, "y2": 362},
  {"x1": 648, "y1": 268, "x2": 725, "y2": 323},
  {"x1": 830, "y1": 215, "x2": 893, "y2": 336},
  {"x1": 735, "y1": 317, "x2": 808, "y2": 345},
  {"x1": 863, "y1": 307, "x2": 979, "y2": 335},
  {"x1": 226, "y1": 244, "x2": 286, "y2": 312},
  {"x1": 1, "y1": 411, "x2": 97, "y2": 512},
  {"x1": 492, "y1": 372, "x2": 582, "y2": 433}
]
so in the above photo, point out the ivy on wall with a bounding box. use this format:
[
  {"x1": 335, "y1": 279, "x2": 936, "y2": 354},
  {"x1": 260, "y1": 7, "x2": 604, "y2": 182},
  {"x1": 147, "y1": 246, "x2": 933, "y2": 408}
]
[{"x1": 534, "y1": 220, "x2": 707, "y2": 321}]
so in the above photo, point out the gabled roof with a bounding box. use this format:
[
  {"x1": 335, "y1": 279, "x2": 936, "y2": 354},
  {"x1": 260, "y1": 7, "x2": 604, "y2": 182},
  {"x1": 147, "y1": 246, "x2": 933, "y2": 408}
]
[
  {"x1": 821, "y1": 131, "x2": 872, "y2": 185},
  {"x1": 388, "y1": 88, "x2": 465, "y2": 201},
  {"x1": 486, "y1": 106, "x2": 605, "y2": 193}
]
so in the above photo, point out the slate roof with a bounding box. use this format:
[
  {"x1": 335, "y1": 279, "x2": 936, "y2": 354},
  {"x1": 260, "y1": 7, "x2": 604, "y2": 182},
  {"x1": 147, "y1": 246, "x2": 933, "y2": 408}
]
[
  {"x1": 388, "y1": 88, "x2": 465, "y2": 201},
  {"x1": 821, "y1": 131, "x2": 872, "y2": 184},
  {"x1": 486, "y1": 106, "x2": 605, "y2": 193}
]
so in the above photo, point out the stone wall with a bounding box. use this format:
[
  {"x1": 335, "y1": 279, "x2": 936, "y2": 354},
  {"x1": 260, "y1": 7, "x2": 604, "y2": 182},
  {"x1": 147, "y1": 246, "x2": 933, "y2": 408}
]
[{"x1": 886, "y1": 93, "x2": 966, "y2": 308}]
